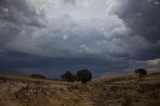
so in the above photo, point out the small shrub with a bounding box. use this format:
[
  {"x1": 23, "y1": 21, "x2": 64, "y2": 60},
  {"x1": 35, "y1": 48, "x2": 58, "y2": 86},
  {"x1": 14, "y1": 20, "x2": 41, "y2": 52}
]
[
  {"x1": 134, "y1": 68, "x2": 147, "y2": 80},
  {"x1": 29, "y1": 74, "x2": 46, "y2": 79}
]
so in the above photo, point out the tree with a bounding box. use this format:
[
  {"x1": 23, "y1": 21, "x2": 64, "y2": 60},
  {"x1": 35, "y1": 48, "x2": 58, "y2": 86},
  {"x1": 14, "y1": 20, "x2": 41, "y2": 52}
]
[
  {"x1": 60, "y1": 71, "x2": 75, "y2": 82},
  {"x1": 60, "y1": 73, "x2": 66, "y2": 80},
  {"x1": 29, "y1": 74, "x2": 46, "y2": 79},
  {"x1": 134, "y1": 68, "x2": 147, "y2": 79},
  {"x1": 65, "y1": 71, "x2": 73, "y2": 81},
  {"x1": 77, "y1": 69, "x2": 92, "y2": 84}
]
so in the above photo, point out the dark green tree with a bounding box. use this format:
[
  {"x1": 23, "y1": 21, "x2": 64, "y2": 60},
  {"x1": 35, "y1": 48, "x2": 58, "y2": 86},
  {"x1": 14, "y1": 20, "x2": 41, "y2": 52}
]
[
  {"x1": 60, "y1": 73, "x2": 66, "y2": 80},
  {"x1": 65, "y1": 71, "x2": 73, "y2": 81},
  {"x1": 135, "y1": 68, "x2": 147, "y2": 79},
  {"x1": 77, "y1": 69, "x2": 92, "y2": 84},
  {"x1": 60, "y1": 71, "x2": 75, "y2": 82}
]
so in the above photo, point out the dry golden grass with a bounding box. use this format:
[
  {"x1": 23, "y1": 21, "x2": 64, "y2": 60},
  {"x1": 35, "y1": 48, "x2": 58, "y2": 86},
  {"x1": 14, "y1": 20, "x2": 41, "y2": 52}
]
[
  {"x1": 0, "y1": 71, "x2": 160, "y2": 106},
  {"x1": 91, "y1": 71, "x2": 160, "y2": 85},
  {"x1": 0, "y1": 75, "x2": 71, "y2": 85}
]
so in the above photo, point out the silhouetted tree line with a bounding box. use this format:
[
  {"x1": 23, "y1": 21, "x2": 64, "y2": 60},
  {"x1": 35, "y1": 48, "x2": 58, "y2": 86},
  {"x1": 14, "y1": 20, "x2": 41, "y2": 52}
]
[
  {"x1": 28, "y1": 69, "x2": 92, "y2": 84},
  {"x1": 61, "y1": 69, "x2": 92, "y2": 84},
  {"x1": 28, "y1": 68, "x2": 147, "y2": 83}
]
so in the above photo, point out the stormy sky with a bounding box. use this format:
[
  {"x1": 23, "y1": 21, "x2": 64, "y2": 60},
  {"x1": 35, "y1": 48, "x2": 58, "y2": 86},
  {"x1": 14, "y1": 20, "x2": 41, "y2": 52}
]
[{"x1": 0, "y1": 0, "x2": 160, "y2": 78}]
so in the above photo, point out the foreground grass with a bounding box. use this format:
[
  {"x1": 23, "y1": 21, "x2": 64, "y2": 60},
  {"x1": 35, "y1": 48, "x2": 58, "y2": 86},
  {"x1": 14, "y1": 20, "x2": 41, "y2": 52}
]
[{"x1": 0, "y1": 71, "x2": 160, "y2": 106}]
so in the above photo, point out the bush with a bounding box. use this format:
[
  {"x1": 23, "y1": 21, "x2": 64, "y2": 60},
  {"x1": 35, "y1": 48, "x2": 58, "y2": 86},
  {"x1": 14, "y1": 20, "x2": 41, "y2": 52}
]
[
  {"x1": 135, "y1": 68, "x2": 147, "y2": 79},
  {"x1": 29, "y1": 74, "x2": 46, "y2": 79},
  {"x1": 77, "y1": 69, "x2": 92, "y2": 84},
  {"x1": 60, "y1": 71, "x2": 76, "y2": 82}
]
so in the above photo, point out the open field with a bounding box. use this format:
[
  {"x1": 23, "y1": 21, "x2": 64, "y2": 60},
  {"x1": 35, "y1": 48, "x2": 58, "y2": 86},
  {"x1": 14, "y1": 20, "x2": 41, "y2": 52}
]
[{"x1": 0, "y1": 72, "x2": 160, "y2": 106}]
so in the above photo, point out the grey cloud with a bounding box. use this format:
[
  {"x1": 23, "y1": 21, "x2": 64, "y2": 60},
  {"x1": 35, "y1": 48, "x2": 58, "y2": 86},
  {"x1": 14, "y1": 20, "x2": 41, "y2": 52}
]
[
  {"x1": 114, "y1": 0, "x2": 160, "y2": 43},
  {"x1": 0, "y1": 0, "x2": 160, "y2": 77},
  {"x1": 6, "y1": 14, "x2": 129, "y2": 60},
  {"x1": 62, "y1": 0, "x2": 76, "y2": 5},
  {"x1": 0, "y1": 21, "x2": 19, "y2": 44},
  {"x1": 147, "y1": 58, "x2": 160, "y2": 68},
  {"x1": 5, "y1": 12, "x2": 159, "y2": 62},
  {"x1": 108, "y1": 0, "x2": 160, "y2": 62},
  {"x1": 0, "y1": 0, "x2": 46, "y2": 27}
]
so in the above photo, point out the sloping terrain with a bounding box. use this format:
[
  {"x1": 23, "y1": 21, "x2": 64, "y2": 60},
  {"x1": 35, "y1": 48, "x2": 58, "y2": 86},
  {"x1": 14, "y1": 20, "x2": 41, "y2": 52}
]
[
  {"x1": 0, "y1": 76, "x2": 94, "y2": 106},
  {"x1": 90, "y1": 72, "x2": 160, "y2": 106},
  {"x1": 0, "y1": 72, "x2": 160, "y2": 106}
]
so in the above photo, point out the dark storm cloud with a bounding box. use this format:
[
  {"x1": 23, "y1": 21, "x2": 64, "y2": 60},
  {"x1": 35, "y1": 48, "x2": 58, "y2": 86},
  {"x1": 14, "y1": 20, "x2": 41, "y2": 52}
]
[
  {"x1": 0, "y1": 0, "x2": 46, "y2": 27},
  {"x1": 110, "y1": 0, "x2": 160, "y2": 63},
  {"x1": 0, "y1": 0, "x2": 160, "y2": 77},
  {"x1": 115, "y1": 0, "x2": 160, "y2": 43},
  {"x1": 0, "y1": 21, "x2": 20, "y2": 46},
  {"x1": 134, "y1": 44, "x2": 160, "y2": 60},
  {"x1": 0, "y1": 50, "x2": 127, "y2": 77}
]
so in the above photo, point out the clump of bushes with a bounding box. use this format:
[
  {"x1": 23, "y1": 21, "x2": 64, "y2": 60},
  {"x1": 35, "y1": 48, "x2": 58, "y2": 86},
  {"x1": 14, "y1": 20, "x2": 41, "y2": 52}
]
[
  {"x1": 29, "y1": 74, "x2": 46, "y2": 79},
  {"x1": 134, "y1": 68, "x2": 147, "y2": 80},
  {"x1": 60, "y1": 69, "x2": 92, "y2": 84},
  {"x1": 60, "y1": 71, "x2": 76, "y2": 82}
]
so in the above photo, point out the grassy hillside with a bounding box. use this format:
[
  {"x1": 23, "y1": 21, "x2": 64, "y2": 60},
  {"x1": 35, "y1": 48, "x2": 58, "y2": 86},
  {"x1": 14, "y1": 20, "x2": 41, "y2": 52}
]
[
  {"x1": 0, "y1": 72, "x2": 160, "y2": 106},
  {"x1": 89, "y1": 72, "x2": 160, "y2": 106}
]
